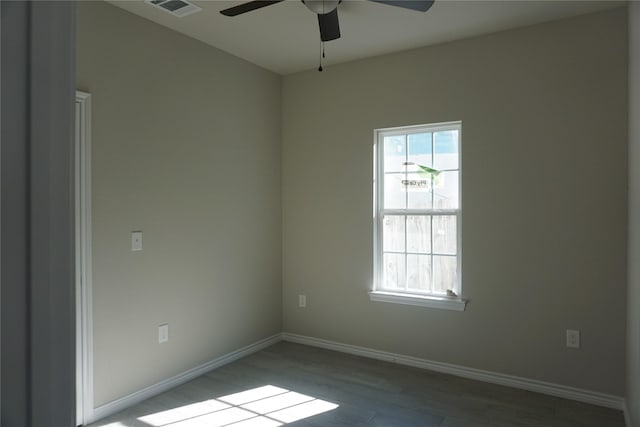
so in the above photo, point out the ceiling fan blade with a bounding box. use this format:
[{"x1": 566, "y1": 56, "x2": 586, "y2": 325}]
[
  {"x1": 220, "y1": 0, "x2": 285, "y2": 17},
  {"x1": 318, "y1": 8, "x2": 341, "y2": 42},
  {"x1": 368, "y1": 0, "x2": 434, "y2": 12}
]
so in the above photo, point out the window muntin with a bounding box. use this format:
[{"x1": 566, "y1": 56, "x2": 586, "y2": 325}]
[{"x1": 374, "y1": 122, "x2": 461, "y2": 298}]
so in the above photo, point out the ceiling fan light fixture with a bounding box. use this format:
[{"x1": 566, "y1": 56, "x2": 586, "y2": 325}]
[{"x1": 302, "y1": 0, "x2": 340, "y2": 15}]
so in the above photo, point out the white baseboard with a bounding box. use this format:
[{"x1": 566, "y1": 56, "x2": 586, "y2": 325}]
[
  {"x1": 282, "y1": 332, "x2": 626, "y2": 411},
  {"x1": 86, "y1": 333, "x2": 282, "y2": 424}
]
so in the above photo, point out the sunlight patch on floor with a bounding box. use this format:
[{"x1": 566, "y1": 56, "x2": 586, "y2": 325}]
[{"x1": 138, "y1": 385, "x2": 339, "y2": 427}]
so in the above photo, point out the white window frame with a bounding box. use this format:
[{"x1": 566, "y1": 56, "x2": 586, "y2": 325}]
[{"x1": 371, "y1": 121, "x2": 466, "y2": 311}]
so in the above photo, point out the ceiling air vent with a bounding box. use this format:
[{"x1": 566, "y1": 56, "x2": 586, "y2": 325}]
[{"x1": 146, "y1": 0, "x2": 202, "y2": 17}]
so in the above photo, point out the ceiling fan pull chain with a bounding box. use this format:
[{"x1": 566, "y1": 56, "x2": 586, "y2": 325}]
[{"x1": 318, "y1": 40, "x2": 323, "y2": 72}]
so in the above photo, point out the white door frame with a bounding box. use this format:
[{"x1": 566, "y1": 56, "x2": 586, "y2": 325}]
[{"x1": 75, "y1": 91, "x2": 94, "y2": 426}]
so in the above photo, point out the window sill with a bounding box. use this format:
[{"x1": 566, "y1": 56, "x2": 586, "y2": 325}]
[{"x1": 369, "y1": 291, "x2": 467, "y2": 311}]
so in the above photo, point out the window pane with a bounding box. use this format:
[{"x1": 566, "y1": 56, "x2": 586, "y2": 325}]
[
  {"x1": 383, "y1": 215, "x2": 405, "y2": 252},
  {"x1": 407, "y1": 254, "x2": 431, "y2": 292},
  {"x1": 433, "y1": 215, "x2": 457, "y2": 254},
  {"x1": 434, "y1": 130, "x2": 459, "y2": 170},
  {"x1": 384, "y1": 173, "x2": 406, "y2": 209},
  {"x1": 433, "y1": 171, "x2": 458, "y2": 209},
  {"x1": 384, "y1": 135, "x2": 406, "y2": 173},
  {"x1": 407, "y1": 216, "x2": 430, "y2": 253},
  {"x1": 406, "y1": 172, "x2": 433, "y2": 209},
  {"x1": 433, "y1": 255, "x2": 457, "y2": 293},
  {"x1": 383, "y1": 253, "x2": 405, "y2": 290},
  {"x1": 408, "y1": 133, "x2": 432, "y2": 169}
]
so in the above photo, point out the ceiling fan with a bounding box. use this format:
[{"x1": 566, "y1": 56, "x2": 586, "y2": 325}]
[{"x1": 220, "y1": 0, "x2": 435, "y2": 43}]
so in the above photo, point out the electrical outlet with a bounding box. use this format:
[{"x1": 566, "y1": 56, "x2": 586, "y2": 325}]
[
  {"x1": 298, "y1": 294, "x2": 307, "y2": 308},
  {"x1": 566, "y1": 329, "x2": 580, "y2": 349},
  {"x1": 159, "y1": 324, "x2": 169, "y2": 343}
]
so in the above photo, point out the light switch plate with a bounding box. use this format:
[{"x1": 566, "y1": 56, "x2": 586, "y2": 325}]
[
  {"x1": 159, "y1": 324, "x2": 169, "y2": 343},
  {"x1": 131, "y1": 231, "x2": 143, "y2": 251}
]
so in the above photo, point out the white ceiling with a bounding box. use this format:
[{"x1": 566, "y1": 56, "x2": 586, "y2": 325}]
[{"x1": 109, "y1": 0, "x2": 624, "y2": 75}]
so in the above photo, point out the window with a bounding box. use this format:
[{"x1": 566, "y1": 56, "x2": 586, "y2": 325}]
[{"x1": 371, "y1": 122, "x2": 466, "y2": 311}]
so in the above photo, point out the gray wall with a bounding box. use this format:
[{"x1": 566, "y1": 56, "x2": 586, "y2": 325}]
[
  {"x1": 77, "y1": 2, "x2": 282, "y2": 406},
  {"x1": 628, "y1": 1, "x2": 640, "y2": 424},
  {"x1": 282, "y1": 8, "x2": 628, "y2": 395},
  {"x1": 2, "y1": 3, "x2": 31, "y2": 422},
  {"x1": 2, "y1": 2, "x2": 76, "y2": 426}
]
